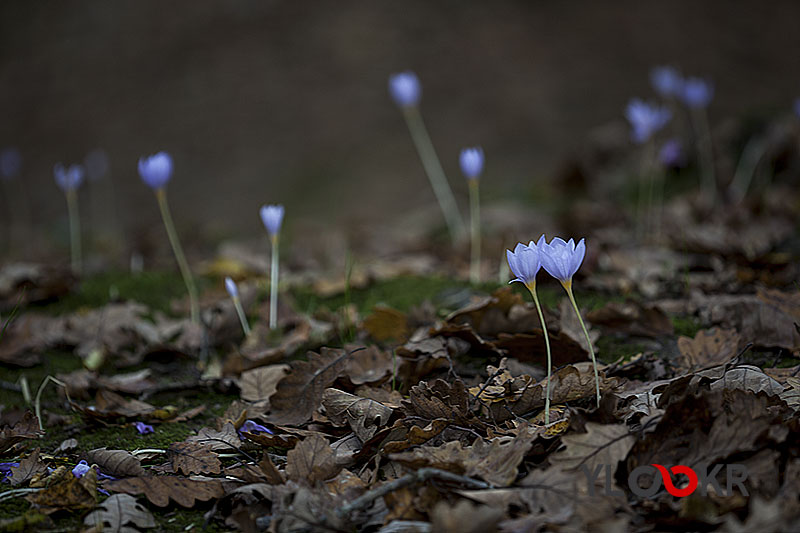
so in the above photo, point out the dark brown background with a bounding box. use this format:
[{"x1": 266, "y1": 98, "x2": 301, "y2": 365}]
[{"x1": 1, "y1": 0, "x2": 799, "y2": 259}]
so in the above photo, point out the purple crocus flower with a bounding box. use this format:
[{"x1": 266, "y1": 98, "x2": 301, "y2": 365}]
[
  {"x1": 507, "y1": 236, "x2": 546, "y2": 289},
  {"x1": 459, "y1": 147, "x2": 484, "y2": 180},
  {"x1": 84, "y1": 149, "x2": 110, "y2": 182},
  {"x1": 72, "y1": 460, "x2": 91, "y2": 478},
  {"x1": 137, "y1": 152, "x2": 173, "y2": 190},
  {"x1": 134, "y1": 421, "x2": 154, "y2": 434},
  {"x1": 389, "y1": 71, "x2": 421, "y2": 108},
  {"x1": 540, "y1": 237, "x2": 586, "y2": 284},
  {"x1": 681, "y1": 77, "x2": 714, "y2": 108},
  {"x1": 259, "y1": 204, "x2": 284, "y2": 237},
  {"x1": 625, "y1": 99, "x2": 672, "y2": 144},
  {"x1": 0, "y1": 462, "x2": 19, "y2": 483},
  {"x1": 650, "y1": 66, "x2": 683, "y2": 98},
  {"x1": 0, "y1": 147, "x2": 21, "y2": 181},
  {"x1": 238, "y1": 419, "x2": 273, "y2": 439},
  {"x1": 659, "y1": 138, "x2": 684, "y2": 167},
  {"x1": 224, "y1": 277, "x2": 239, "y2": 298},
  {"x1": 54, "y1": 164, "x2": 85, "y2": 192},
  {"x1": 793, "y1": 98, "x2": 800, "y2": 118}
]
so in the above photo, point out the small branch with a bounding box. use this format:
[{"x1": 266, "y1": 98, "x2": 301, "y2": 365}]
[
  {"x1": 0, "y1": 488, "x2": 43, "y2": 503},
  {"x1": 336, "y1": 467, "x2": 492, "y2": 518}
]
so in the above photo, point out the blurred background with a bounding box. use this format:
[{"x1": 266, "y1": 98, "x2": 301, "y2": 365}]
[{"x1": 1, "y1": 0, "x2": 799, "y2": 266}]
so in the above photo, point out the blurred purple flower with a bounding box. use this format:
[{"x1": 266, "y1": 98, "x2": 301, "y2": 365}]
[
  {"x1": 0, "y1": 462, "x2": 19, "y2": 483},
  {"x1": 238, "y1": 419, "x2": 272, "y2": 439},
  {"x1": 681, "y1": 77, "x2": 714, "y2": 108},
  {"x1": 0, "y1": 147, "x2": 21, "y2": 180},
  {"x1": 224, "y1": 277, "x2": 239, "y2": 298},
  {"x1": 506, "y1": 236, "x2": 545, "y2": 289},
  {"x1": 260, "y1": 204, "x2": 284, "y2": 237},
  {"x1": 389, "y1": 71, "x2": 421, "y2": 108},
  {"x1": 84, "y1": 149, "x2": 110, "y2": 182},
  {"x1": 137, "y1": 151, "x2": 173, "y2": 190},
  {"x1": 659, "y1": 138, "x2": 685, "y2": 167},
  {"x1": 134, "y1": 421, "x2": 154, "y2": 435},
  {"x1": 540, "y1": 237, "x2": 586, "y2": 283},
  {"x1": 625, "y1": 99, "x2": 672, "y2": 144},
  {"x1": 459, "y1": 147, "x2": 484, "y2": 180},
  {"x1": 54, "y1": 163, "x2": 85, "y2": 192},
  {"x1": 650, "y1": 66, "x2": 683, "y2": 98},
  {"x1": 72, "y1": 460, "x2": 91, "y2": 478},
  {"x1": 794, "y1": 98, "x2": 800, "y2": 118}
]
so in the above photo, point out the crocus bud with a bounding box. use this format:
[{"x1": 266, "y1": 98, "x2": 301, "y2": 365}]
[
  {"x1": 681, "y1": 77, "x2": 714, "y2": 109},
  {"x1": 650, "y1": 66, "x2": 683, "y2": 98},
  {"x1": 137, "y1": 152, "x2": 173, "y2": 190},
  {"x1": 459, "y1": 147, "x2": 484, "y2": 180},
  {"x1": 625, "y1": 99, "x2": 672, "y2": 144},
  {"x1": 389, "y1": 71, "x2": 421, "y2": 108},
  {"x1": 260, "y1": 204, "x2": 285, "y2": 237},
  {"x1": 54, "y1": 163, "x2": 85, "y2": 192},
  {"x1": 224, "y1": 276, "x2": 239, "y2": 298}
]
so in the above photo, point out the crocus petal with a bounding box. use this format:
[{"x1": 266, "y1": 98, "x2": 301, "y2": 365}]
[{"x1": 571, "y1": 238, "x2": 586, "y2": 277}]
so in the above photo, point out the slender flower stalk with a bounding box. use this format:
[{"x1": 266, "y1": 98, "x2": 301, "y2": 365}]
[
  {"x1": 506, "y1": 237, "x2": 554, "y2": 423},
  {"x1": 138, "y1": 152, "x2": 200, "y2": 325},
  {"x1": 460, "y1": 147, "x2": 484, "y2": 283},
  {"x1": 54, "y1": 164, "x2": 85, "y2": 275},
  {"x1": 225, "y1": 277, "x2": 251, "y2": 336},
  {"x1": 260, "y1": 204, "x2": 284, "y2": 330},
  {"x1": 680, "y1": 77, "x2": 715, "y2": 200},
  {"x1": 390, "y1": 72, "x2": 465, "y2": 243},
  {"x1": 540, "y1": 237, "x2": 600, "y2": 407}
]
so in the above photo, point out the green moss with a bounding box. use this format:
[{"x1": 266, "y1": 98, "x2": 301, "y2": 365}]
[
  {"x1": 671, "y1": 315, "x2": 702, "y2": 338},
  {"x1": 595, "y1": 336, "x2": 646, "y2": 364}
]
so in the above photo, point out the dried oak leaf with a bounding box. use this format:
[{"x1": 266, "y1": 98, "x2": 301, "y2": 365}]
[
  {"x1": 321, "y1": 388, "x2": 393, "y2": 442},
  {"x1": 83, "y1": 493, "x2": 156, "y2": 532},
  {"x1": 168, "y1": 441, "x2": 221, "y2": 475},
  {"x1": 0, "y1": 411, "x2": 44, "y2": 456},
  {"x1": 27, "y1": 466, "x2": 97, "y2": 513},
  {"x1": 9, "y1": 448, "x2": 47, "y2": 486},
  {"x1": 342, "y1": 345, "x2": 394, "y2": 386},
  {"x1": 238, "y1": 364, "x2": 290, "y2": 402},
  {"x1": 677, "y1": 327, "x2": 741, "y2": 372},
  {"x1": 285, "y1": 434, "x2": 341, "y2": 485},
  {"x1": 106, "y1": 476, "x2": 224, "y2": 508},
  {"x1": 549, "y1": 423, "x2": 635, "y2": 481},
  {"x1": 381, "y1": 419, "x2": 449, "y2": 454},
  {"x1": 73, "y1": 390, "x2": 156, "y2": 421},
  {"x1": 362, "y1": 305, "x2": 409, "y2": 342},
  {"x1": 186, "y1": 422, "x2": 240, "y2": 452},
  {"x1": 586, "y1": 300, "x2": 674, "y2": 338},
  {"x1": 268, "y1": 347, "x2": 351, "y2": 425},
  {"x1": 403, "y1": 379, "x2": 483, "y2": 429},
  {"x1": 87, "y1": 448, "x2": 146, "y2": 477}
]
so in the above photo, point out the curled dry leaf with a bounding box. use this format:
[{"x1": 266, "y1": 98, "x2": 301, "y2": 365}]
[
  {"x1": 586, "y1": 300, "x2": 674, "y2": 338},
  {"x1": 0, "y1": 411, "x2": 44, "y2": 455},
  {"x1": 186, "y1": 422, "x2": 240, "y2": 452},
  {"x1": 549, "y1": 423, "x2": 636, "y2": 483},
  {"x1": 321, "y1": 388, "x2": 393, "y2": 442},
  {"x1": 268, "y1": 347, "x2": 352, "y2": 425},
  {"x1": 239, "y1": 364, "x2": 290, "y2": 402},
  {"x1": 83, "y1": 493, "x2": 156, "y2": 532},
  {"x1": 27, "y1": 466, "x2": 98, "y2": 513},
  {"x1": 677, "y1": 327, "x2": 741, "y2": 372},
  {"x1": 106, "y1": 476, "x2": 225, "y2": 508},
  {"x1": 87, "y1": 448, "x2": 146, "y2": 477},
  {"x1": 168, "y1": 441, "x2": 221, "y2": 475},
  {"x1": 9, "y1": 448, "x2": 47, "y2": 486},
  {"x1": 285, "y1": 434, "x2": 341, "y2": 485},
  {"x1": 343, "y1": 345, "x2": 395, "y2": 386}
]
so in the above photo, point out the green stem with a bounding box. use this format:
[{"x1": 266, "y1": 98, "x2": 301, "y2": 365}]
[
  {"x1": 468, "y1": 180, "x2": 481, "y2": 284},
  {"x1": 232, "y1": 296, "x2": 251, "y2": 336},
  {"x1": 693, "y1": 107, "x2": 716, "y2": 202},
  {"x1": 564, "y1": 282, "x2": 600, "y2": 407},
  {"x1": 269, "y1": 235, "x2": 279, "y2": 329},
  {"x1": 66, "y1": 189, "x2": 82, "y2": 275},
  {"x1": 155, "y1": 189, "x2": 199, "y2": 324},
  {"x1": 403, "y1": 106, "x2": 466, "y2": 244},
  {"x1": 526, "y1": 282, "x2": 552, "y2": 424}
]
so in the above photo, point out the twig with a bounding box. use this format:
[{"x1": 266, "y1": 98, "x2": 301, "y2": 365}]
[
  {"x1": 336, "y1": 467, "x2": 492, "y2": 518},
  {"x1": 469, "y1": 365, "x2": 506, "y2": 410},
  {"x1": 0, "y1": 488, "x2": 43, "y2": 503}
]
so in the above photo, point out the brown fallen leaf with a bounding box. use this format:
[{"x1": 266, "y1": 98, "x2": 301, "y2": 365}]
[
  {"x1": 362, "y1": 305, "x2": 410, "y2": 342},
  {"x1": 431, "y1": 499, "x2": 503, "y2": 533},
  {"x1": 549, "y1": 423, "x2": 635, "y2": 484},
  {"x1": 586, "y1": 300, "x2": 674, "y2": 338},
  {"x1": 285, "y1": 434, "x2": 341, "y2": 485},
  {"x1": 83, "y1": 493, "x2": 156, "y2": 532},
  {"x1": 321, "y1": 388, "x2": 393, "y2": 442},
  {"x1": 9, "y1": 448, "x2": 47, "y2": 486},
  {"x1": 403, "y1": 379, "x2": 485, "y2": 430},
  {"x1": 677, "y1": 327, "x2": 741, "y2": 372},
  {"x1": 186, "y1": 422, "x2": 240, "y2": 452},
  {"x1": 268, "y1": 347, "x2": 352, "y2": 425},
  {"x1": 168, "y1": 441, "x2": 222, "y2": 475},
  {"x1": 106, "y1": 476, "x2": 225, "y2": 507},
  {"x1": 86, "y1": 448, "x2": 146, "y2": 478},
  {"x1": 239, "y1": 364, "x2": 290, "y2": 402},
  {"x1": 342, "y1": 345, "x2": 395, "y2": 386},
  {"x1": 27, "y1": 466, "x2": 97, "y2": 513},
  {"x1": 0, "y1": 411, "x2": 44, "y2": 456}
]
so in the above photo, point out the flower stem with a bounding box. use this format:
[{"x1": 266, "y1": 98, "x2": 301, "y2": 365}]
[
  {"x1": 526, "y1": 282, "x2": 552, "y2": 424},
  {"x1": 269, "y1": 235, "x2": 279, "y2": 330},
  {"x1": 563, "y1": 282, "x2": 600, "y2": 407},
  {"x1": 692, "y1": 107, "x2": 716, "y2": 202},
  {"x1": 155, "y1": 188, "x2": 199, "y2": 324},
  {"x1": 468, "y1": 179, "x2": 481, "y2": 284},
  {"x1": 636, "y1": 141, "x2": 654, "y2": 242},
  {"x1": 403, "y1": 106, "x2": 466, "y2": 244},
  {"x1": 65, "y1": 189, "x2": 82, "y2": 275},
  {"x1": 232, "y1": 296, "x2": 251, "y2": 336}
]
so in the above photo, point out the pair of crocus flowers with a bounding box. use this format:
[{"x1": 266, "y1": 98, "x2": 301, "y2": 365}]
[{"x1": 506, "y1": 236, "x2": 600, "y2": 424}]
